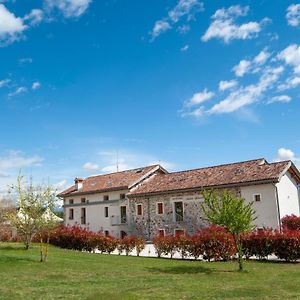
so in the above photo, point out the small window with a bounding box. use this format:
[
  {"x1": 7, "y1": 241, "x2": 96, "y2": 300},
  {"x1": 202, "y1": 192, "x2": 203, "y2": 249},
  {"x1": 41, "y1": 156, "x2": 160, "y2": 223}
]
[
  {"x1": 157, "y1": 202, "x2": 164, "y2": 215},
  {"x1": 81, "y1": 198, "x2": 86, "y2": 203},
  {"x1": 120, "y1": 193, "x2": 126, "y2": 199},
  {"x1": 158, "y1": 229, "x2": 165, "y2": 237},
  {"x1": 69, "y1": 199, "x2": 74, "y2": 204},
  {"x1": 104, "y1": 230, "x2": 109, "y2": 237},
  {"x1": 81, "y1": 208, "x2": 86, "y2": 224},
  {"x1": 174, "y1": 229, "x2": 184, "y2": 237},
  {"x1": 136, "y1": 204, "x2": 143, "y2": 216},
  {"x1": 104, "y1": 207, "x2": 109, "y2": 218},
  {"x1": 69, "y1": 208, "x2": 74, "y2": 220},
  {"x1": 103, "y1": 195, "x2": 109, "y2": 201},
  {"x1": 254, "y1": 194, "x2": 261, "y2": 202}
]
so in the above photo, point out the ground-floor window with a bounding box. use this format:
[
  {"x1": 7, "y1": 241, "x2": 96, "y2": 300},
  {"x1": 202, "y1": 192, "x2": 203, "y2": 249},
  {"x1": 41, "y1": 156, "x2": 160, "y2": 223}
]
[
  {"x1": 158, "y1": 229, "x2": 165, "y2": 237},
  {"x1": 104, "y1": 230, "x2": 109, "y2": 237},
  {"x1": 120, "y1": 231, "x2": 127, "y2": 239},
  {"x1": 69, "y1": 208, "x2": 74, "y2": 220},
  {"x1": 174, "y1": 229, "x2": 184, "y2": 237}
]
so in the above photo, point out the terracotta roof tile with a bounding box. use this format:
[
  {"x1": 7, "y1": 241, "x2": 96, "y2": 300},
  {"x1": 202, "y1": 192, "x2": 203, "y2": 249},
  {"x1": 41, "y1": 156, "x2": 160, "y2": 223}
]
[
  {"x1": 129, "y1": 159, "x2": 292, "y2": 196},
  {"x1": 58, "y1": 165, "x2": 161, "y2": 197}
]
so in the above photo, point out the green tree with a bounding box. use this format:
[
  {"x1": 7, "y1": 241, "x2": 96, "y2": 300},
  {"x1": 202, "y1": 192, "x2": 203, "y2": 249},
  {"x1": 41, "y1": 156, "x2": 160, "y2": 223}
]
[
  {"x1": 5, "y1": 175, "x2": 59, "y2": 262},
  {"x1": 201, "y1": 189, "x2": 256, "y2": 271}
]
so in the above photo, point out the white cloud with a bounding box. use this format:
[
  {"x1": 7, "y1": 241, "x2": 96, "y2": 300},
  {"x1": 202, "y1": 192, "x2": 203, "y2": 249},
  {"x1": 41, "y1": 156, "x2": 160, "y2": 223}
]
[
  {"x1": 82, "y1": 162, "x2": 100, "y2": 171},
  {"x1": 201, "y1": 5, "x2": 266, "y2": 43},
  {"x1": 151, "y1": 20, "x2": 171, "y2": 39},
  {"x1": 233, "y1": 59, "x2": 251, "y2": 77},
  {"x1": 53, "y1": 179, "x2": 68, "y2": 191},
  {"x1": 286, "y1": 4, "x2": 300, "y2": 27},
  {"x1": 209, "y1": 66, "x2": 284, "y2": 114},
  {"x1": 0, "y1": 4, "x2": 27, "y2": 46},
  {"x1": 274, "y1": 148, "x2": 300, "y2": 168},
  {"x1": 8, "y1": 86, "x2": 27, "y2": 97},
  {"x1": 218, "y1": 80, "x2": 237, "y2": 91},
  {"x1": 254, "y1": 50, "x2": 270, "y2": 65},
  {"x1": 278, "y1": 76, "x2": 300, "y2": 91},
  {"x1": 0, "y1": 79, "x2": 10, "y2": 88},
  {"x1": 19, "y1": 57, "x2": 33, "y2": 64},
  {"x1": 180, "y1": 44, "x2": 189, "y2": 52},
  {"x1": 0, "y1": 150, "x2": 43, "y2": 170},
  {"x1": 45, "y1": 0, "x2": 92, "y2": 18},
  {"x1": 23, "y1": 9, "x2": 44, "y2": 26},
  {"x1": 177, "y1": 24, "x2": 190, "y2": 34},
  {"x1": 32, "y1": 81, "x2": 41, "y2": 90},
  {"x1": 278, "y1": 44, "x2": 300, "y2": 73},
  {"x1": 267, "y1": 95, "x2": 291, "y2": 104},
  {"x1": 184, "y1": 88, "x2": 214, "y2": 107},
  {"x1": 150, "y1": 0, "x2": 203, "y2": 39}
]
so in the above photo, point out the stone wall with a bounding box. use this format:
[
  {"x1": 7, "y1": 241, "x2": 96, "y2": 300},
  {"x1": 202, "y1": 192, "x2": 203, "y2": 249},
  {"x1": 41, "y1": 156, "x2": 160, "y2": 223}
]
[{"x1": 128, "y1": 188, "x2": 240, "y2": 239}]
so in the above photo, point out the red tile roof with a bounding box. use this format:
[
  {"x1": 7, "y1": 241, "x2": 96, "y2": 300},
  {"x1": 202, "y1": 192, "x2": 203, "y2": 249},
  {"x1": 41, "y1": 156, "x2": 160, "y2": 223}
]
[
  {"x1": 58, "y1": 165, "x2": 164, "y2": 197},
  {"x1": 129, "y1": 159, "x2": 296, "y2": 196}
]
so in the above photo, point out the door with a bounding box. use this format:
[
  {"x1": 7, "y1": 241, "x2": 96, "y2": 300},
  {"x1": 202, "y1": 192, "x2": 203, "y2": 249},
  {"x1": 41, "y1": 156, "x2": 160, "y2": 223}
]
[{"x1": 174, "y1": 202, "x2": 183, "y2": 222}]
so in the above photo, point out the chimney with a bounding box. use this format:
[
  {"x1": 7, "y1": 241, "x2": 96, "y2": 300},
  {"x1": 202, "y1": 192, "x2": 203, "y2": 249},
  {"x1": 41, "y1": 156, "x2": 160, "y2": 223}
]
[{"x1": 75, "y1": 177, "x2": 84, "y2": 190}]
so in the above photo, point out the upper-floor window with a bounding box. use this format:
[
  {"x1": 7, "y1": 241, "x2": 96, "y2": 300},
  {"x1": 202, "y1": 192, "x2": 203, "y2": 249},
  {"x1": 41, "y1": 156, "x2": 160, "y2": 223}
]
[
  {"x1": 174, "y1": 201, "x2": 184, "y2": 222},
  {"x1": 81, "y1": 207, "x2": 86, "y2": 224},
  {"x1": 81, "y1": 198, "x2": 86, "y2": 203},
  {"x1": 69, "y1": 199, "x2": 74, "y2": 204},
  {"x1": 69, "y1": 208, "x2": 74, "y2": 220},
  {"x1": 254, "y1": 194, "x2": 261, "y2": 202},
  {"x1": 136, "y1": 204, "x2": 143, "y2": 216},
  {"x1": 104, "y1": 206, "x2": 109, "y2": 218},
  {"x1": 120, "y1": 193, "x2": 126, "y2": 199},
  {"x1": 157, "y1": 202, "x2": 164, "y2": 215},
  {"x1": 103, "y1": 195, "x2": 109, "y2": 201}
]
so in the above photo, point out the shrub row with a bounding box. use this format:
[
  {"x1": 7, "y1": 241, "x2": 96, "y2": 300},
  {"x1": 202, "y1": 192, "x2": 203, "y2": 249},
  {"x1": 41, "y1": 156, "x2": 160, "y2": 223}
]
[
  {"x1": 282, "y1": 215, "x2": 300, "y2": 231},
  {"x1": 49, "y1": 225, "x2": 146, "y2": 255},
  {"x1": 153, "y1": 227, "x2": 300, "y2": 262}
]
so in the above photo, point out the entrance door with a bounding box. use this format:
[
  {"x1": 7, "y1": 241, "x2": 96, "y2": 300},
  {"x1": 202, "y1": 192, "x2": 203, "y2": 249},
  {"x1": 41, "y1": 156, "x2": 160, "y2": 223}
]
[{"x1": 120, "y1": 206, "x2": 127, "y2": 224}]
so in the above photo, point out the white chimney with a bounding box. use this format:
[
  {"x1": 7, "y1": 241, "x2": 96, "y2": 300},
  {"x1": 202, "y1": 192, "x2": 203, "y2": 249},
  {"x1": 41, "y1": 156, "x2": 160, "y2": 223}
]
[{"x1": 75, "y1": 177, "x2": 84, "y2": 190}]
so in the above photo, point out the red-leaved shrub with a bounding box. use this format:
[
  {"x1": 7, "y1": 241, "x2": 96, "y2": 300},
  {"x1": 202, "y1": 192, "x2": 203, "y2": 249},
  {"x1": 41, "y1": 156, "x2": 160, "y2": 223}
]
[
  {"x1": 153, "y1": 235, "x2": 177, "y2": 258},
  {"x1": 242, "y1": 228, "x2": 275, "y2": 259},
  {"x1": 282, "y1": 215, "x2": 300, "y2": 231},
  {"x1": 273, "y1": 230, "x2": 300, "y2": 262}
]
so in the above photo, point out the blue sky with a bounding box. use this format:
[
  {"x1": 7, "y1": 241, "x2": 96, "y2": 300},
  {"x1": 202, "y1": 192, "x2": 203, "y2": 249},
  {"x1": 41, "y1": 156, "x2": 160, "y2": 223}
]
[{"x1": 0, "y1": 0, "x2": 300, "y2": 192}]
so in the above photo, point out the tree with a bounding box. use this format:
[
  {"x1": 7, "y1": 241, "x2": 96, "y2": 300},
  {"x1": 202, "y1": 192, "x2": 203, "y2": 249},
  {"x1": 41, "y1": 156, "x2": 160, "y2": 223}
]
[
  {"x1": 201, "y1": 189, "x2": 256, "y2": 271},
  {"x1": 0, "y1": 197, "x2": 15, "y2": 241},
  {"x1": 5, "y1": 175, "x2": 59, "y2": 262}
]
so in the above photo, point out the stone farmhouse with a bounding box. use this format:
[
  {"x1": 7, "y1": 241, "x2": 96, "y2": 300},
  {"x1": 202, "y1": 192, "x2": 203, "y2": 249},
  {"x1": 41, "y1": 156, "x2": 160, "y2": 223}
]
[{"x1": 59, "y1": 158, "x2": 300, "y2": 239}]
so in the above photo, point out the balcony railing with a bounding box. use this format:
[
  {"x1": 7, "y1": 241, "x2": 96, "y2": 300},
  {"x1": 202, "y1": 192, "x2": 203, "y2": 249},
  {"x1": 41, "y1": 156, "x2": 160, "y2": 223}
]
[{"x1": 111, "y1": 215, "x2": 127, "y2": 226}]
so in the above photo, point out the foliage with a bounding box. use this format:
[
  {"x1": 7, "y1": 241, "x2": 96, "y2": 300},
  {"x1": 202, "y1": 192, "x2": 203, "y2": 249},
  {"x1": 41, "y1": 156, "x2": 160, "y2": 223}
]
[
  {"x1": 201, "y1": 189, "x2": 256, "y2": 270},
  {"x1": 0, "y1": 197, "x2": 15, "y2": 242},
  {"x1": 282, "y1": 215, "x2": 300, "y2": 231},
  {"x1": 135, "y1": 237, "x2": 146, "y2": 256},
  {"x1": 241, "y1": 228, "x2": 275, "y2": 259}
]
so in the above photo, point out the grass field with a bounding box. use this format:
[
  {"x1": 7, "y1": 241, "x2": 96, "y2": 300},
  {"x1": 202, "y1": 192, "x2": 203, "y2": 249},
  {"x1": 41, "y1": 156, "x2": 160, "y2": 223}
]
[{"x1": 0, "y1": 243, "x2": 299, "y2": 300}]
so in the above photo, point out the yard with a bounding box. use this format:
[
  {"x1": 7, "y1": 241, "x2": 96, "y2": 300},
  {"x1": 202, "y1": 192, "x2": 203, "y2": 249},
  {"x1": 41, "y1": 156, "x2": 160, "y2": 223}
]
[{"x1": 0, "y1": 243, "x2": 299, "y2": 300}]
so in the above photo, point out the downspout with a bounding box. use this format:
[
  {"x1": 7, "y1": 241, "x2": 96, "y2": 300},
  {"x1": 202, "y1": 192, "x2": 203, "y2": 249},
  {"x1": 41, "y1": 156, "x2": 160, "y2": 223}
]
[{"x1": 273, "y1": 183, "x2": 282, "y2": 231}]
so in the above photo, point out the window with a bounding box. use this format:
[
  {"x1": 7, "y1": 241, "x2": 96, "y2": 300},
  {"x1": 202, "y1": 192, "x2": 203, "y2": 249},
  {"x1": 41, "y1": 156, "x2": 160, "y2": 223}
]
[
  {"x1": 120, "y1": 193, "x2": 126, "y2": 199},
  {"x1": 157, "y1": 202, "x2": 164, "y2": 215},
  {"x1": 120, "y1": 206, "x2": 127, "y2": 224},
  {"x1": 158, "y1": 229, "x2": 165, "y2": 237},
  {"x1": 103, "y1": 195, "x2": 109, "y2": 201},
  {"x1": 120, "y1": 231, "x2": 127, "y2": 239},
  {"x1": 69, "y1": 199, "x2": 74, "y2": 204},
  {"x1": 174, "y1": 229, "x2": 184, "y2": 237},
  {"x1": 104, "y1": 207, "x2": 109, "y2": 218},
  {"x1": 69, "y1": 208, "x2": 74, "y2": 220},
  {"x1": 136, "y1": 204, "x2": 143, "y2": 216},
  {"x1": 81, "y1": 208, "x2": 86, "y2": 224},
  {"x1": 104, "y1": 230, "x2": 109, "y2": 237},
  {"x1": 254, "y1": 194, "x2": 261, "y2": 202},
  {"x1": 81, "y1": 198, "x2": 86, "y2": 203},
  {"x1": 174, "y1": 201, "x2": 184, "y2": 222}
]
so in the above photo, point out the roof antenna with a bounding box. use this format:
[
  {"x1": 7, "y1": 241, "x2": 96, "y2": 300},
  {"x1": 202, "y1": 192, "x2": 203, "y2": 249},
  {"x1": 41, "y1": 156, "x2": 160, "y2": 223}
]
[{"x1": 116, "y1": 150, "x2": 119, "y2": 172}]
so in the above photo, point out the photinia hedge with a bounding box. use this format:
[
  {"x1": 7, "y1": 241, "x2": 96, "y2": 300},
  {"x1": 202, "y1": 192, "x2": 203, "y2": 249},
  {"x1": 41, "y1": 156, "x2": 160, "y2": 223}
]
[{"x1": 282, "y1": 215, "x2": 300, "y2": 231}]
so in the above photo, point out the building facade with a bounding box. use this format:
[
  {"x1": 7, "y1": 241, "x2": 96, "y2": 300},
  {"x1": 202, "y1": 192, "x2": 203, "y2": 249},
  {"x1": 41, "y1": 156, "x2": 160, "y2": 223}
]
[{"x1": 59, "y1": 159, "x2": 300, "y2": 239}]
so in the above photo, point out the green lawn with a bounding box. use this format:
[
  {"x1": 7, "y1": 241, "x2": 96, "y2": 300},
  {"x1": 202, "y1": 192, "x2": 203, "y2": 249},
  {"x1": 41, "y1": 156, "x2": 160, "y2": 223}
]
[{"x1": 0, "y1": 243, "x2": 299, "y2": 300}]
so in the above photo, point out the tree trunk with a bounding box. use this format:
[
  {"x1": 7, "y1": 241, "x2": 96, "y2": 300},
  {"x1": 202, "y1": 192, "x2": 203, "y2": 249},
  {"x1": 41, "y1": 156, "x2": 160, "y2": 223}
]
[
  {"x1": 234, "y1": 234, "x2": 244, "y2": 271},
  {"x1": 40, "y1": 236, "x2": 44, "y2": 262},
  {"x1": 44, "y1": 234, "x2": 50, "y2": 262}
]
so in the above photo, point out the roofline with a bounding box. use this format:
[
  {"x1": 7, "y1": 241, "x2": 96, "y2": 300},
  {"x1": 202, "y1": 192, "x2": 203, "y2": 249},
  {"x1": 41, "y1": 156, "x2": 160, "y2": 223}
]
[
  {"x1": 166, "y1": 158, "x2": 266, "y2": 175},
  {"x1": 128, "y1": 178, "x2": 279, "y2": 198}
]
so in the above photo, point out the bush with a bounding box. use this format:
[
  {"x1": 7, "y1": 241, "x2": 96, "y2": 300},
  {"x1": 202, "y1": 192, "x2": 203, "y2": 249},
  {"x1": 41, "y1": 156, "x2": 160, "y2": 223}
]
[
  {"x1": 96, "y1": 235, "x2": 117, "y2": 254},
  {"x1": 188, "y1": 234, "x2": 204, "y2": 260},
  {"x1": 242, "y1": 228, "x2": 275, "y2": 259},
  {"x1": 196, "y1": 226, "x2": 236, "y2": 261},
  {"x1": 176, "y1": 235, "x2": 191, "y2": 259},
  {"x1": 273, "y1": 230, "x2": 300, "y2": 262},
  {"x1": 282, "y1": 215, "x2": 300, "y2": 231},
  {"x1": 135, "y1": 237, "x2": 146, "y2": 256},
  {"x1": 153, "y1": 235, "x2": 177, "y2": 258}
]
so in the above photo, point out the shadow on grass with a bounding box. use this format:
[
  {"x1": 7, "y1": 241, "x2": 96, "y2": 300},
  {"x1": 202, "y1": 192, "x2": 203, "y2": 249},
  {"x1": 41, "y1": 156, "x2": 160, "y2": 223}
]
[
  {"x1": 147, "y1": 265, "x2": 240, "y2": 275},
  {"x1": 0, "y1": 245, "x2": 27, "y2": 251},
  {"x1": 0, "y1": 255, "x2": 35, "y2": 263}
]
